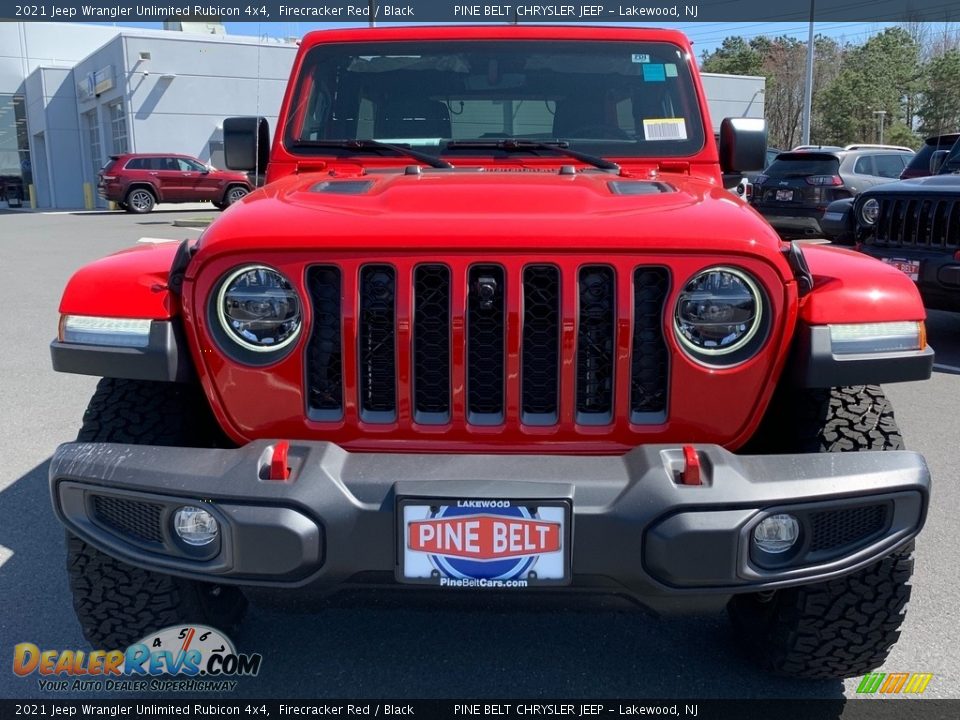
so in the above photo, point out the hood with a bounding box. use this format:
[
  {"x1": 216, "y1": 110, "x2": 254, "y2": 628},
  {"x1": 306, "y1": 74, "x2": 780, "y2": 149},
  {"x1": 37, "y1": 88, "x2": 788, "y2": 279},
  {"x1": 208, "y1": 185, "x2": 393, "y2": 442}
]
[
  {"x1": 865, "y1": 173, "x2": 960, "y2": 196},
  {"x1": 197, "y1": 168, "x2": 782, "y2": 259}
]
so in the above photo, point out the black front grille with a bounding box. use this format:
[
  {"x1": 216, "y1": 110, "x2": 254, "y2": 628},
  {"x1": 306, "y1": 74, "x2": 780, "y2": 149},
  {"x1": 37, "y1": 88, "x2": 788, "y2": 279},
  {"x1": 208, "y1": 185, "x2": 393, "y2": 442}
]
[
  {"x1": 306, "y1": 266, "x2": 343, "y2": 418},
  {"x1": 809, "y1": 504, "x2": 888, "y2": 553},
  {"x1": 577, "y1": 266, "x2": 615, "y2": 423},
  {"x1": 304, "y1": 261, "x2": 670, "y2": 428},
  {"x1": 522, "y1": 266, "x2": 560, "y2": 423},
  {"x1": 92, "y1": 495, "x2": 164, "y2": 544},
  {"x1": 359, "y1": 265, "x2": 397, "y2": 419},
  {"x1": 872, "y1": 196, "x2": 960, "y2": 249},
  {"x1": 631, "y1": 268, "x2": 670, "y2": 418},
  {"x1": 467, "y1": 265, "x2": 506, "y2": 421},
  {"x1": 414, "y1": 265, "x2": 451, "y2": 422}
]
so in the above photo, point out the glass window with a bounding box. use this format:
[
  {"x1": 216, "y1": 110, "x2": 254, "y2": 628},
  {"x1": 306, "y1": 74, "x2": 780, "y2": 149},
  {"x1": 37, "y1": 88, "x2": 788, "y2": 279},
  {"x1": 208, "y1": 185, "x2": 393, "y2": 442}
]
[
  {"x1": 0, "y1": 94, "x2": 31, "y2": 202},
  {"x1": 764, "y1": 154, "x2": 840, "y2": 177},
  {"x1": 125, "y1": 158, "x2": 145, "y2": 170},
  {"x1": 176, "y1": 158, "x2": 206, "y2": 172},
  {"x1": 108, "y1": 101, "x2": 128, "y2": 154},
  {"x1": 284, "y1": 40, "x2": 706, "y2": 159},
  {"x1": 853, "y1": 156, "x2": 874, "y2": 175},
  {"x1": 874, "y1": 154, "x2": 906, "y2": 178},
  {"x1": 83, "y1": 109, "x2": 102, "y2": 179}
]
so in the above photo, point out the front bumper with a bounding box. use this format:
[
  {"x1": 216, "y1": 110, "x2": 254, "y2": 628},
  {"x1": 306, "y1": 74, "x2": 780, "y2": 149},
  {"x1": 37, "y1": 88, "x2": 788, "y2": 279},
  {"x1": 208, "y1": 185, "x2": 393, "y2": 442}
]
[
  {"x1": 753, "y1": 206, "x2": 825, "y2": 237},
  {"x1": 49, "y1": 441, "x2": 929, "y2": 606},
  {"x1": 859, "y1": 244, "x2": 960, "y2": 312}
]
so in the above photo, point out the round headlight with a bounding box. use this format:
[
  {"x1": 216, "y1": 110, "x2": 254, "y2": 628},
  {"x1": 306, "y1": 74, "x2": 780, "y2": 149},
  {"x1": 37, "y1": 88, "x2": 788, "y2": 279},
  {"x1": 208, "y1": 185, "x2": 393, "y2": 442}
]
[
  {"x1": 861, "y1": 198, "x2": 880, "y2": 225},
  {"x1": 216, "y1": 265, "x2": 302, "y2": 352},
  {"x1": 675, "y1": 267, "x2": 763, "y2": 358}
]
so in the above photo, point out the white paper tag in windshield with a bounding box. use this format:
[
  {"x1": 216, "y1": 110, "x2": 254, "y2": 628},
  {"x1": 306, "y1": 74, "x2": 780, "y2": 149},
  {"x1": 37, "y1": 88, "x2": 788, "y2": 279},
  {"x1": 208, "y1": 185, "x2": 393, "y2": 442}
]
[{"x1": 643, "y1": 118, "x2": 687, "y2": 141}]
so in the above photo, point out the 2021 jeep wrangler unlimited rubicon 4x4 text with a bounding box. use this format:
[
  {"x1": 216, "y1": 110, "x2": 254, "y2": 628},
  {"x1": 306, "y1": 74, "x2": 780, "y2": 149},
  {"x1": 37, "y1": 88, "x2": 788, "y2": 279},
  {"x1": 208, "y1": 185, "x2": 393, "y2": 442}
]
[{"x1": 49, "y1": 26, "x2": 934, "y2": 679}]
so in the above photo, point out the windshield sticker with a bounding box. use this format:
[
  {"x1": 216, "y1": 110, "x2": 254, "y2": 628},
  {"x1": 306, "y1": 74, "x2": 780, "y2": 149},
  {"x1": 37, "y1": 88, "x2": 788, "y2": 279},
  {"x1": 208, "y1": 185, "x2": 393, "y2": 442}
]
[
  {"x1": 643, "y1": 118, "x2": 687, "y2": 141},
  {"x1": 631, "y1": 53, "x2": 651, "y2": 63},
  {"x1": 665, "y1": 64, "x2": 678, "y2": 78},
  {"x1": 642, "y1": 64, "x2": 667, "y2": 82}
]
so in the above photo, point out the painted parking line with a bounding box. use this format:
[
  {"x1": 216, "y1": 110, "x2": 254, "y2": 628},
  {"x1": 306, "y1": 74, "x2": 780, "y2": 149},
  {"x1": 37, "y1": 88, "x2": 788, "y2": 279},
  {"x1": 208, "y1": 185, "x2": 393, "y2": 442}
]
[
  {"x1": 136, "y1": 237, "x2": 182, "y2": 244},
  {"x1": 0, "y1": 544, "x2": 12, "y2": 569}
]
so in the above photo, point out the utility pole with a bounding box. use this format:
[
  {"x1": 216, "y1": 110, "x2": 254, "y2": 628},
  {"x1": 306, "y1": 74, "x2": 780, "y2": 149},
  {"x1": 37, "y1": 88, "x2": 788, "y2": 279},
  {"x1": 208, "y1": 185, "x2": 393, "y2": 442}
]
[
  {"x1": 873, "y1": 110, "x2": 887, "y2": 144},
  {"x1": 369, "y1": 0, "x2": 375, "y2": 27},
  {"x1": 801, "y1": 0, "x2": 815, "y2": 146}
]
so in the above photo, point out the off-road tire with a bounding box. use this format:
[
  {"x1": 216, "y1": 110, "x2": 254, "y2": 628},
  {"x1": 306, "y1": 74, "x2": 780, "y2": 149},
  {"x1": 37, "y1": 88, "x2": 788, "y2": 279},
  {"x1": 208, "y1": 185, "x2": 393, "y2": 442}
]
[
  {"x1": 67, "y1": 378, "x2": 246, "y2": 648},
  {"x1": 730, "y1": 385, "x2": 913, "y2": 678}
]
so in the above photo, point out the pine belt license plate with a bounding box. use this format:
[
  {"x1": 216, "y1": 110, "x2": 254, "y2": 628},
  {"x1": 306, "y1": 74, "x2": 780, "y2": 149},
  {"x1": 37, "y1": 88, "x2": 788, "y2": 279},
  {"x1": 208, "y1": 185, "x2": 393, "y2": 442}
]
[
  {"x1": 398, "y1": 499, "x2": 571, "y2": 588},
  {"x1": 881, "y1": 257, "x2": 921, "y2": 281}
]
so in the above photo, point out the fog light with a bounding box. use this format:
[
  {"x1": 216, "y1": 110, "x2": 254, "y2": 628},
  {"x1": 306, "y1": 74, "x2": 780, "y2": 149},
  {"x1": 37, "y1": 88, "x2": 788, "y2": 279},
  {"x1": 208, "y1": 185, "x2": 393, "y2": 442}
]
[
  {"x1": 753, "y1": 513, "x2": 800, "y2": 554},
  {"x1": 173, "y1": 506, "x2": 219, "y2": 546}
]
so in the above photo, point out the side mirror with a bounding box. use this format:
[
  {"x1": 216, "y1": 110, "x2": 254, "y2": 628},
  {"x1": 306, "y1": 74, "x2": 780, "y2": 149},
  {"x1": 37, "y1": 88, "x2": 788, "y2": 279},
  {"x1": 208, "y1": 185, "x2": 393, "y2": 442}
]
[
  {"x1": 719, "y1": 117, "x2": 767, "y2": 173},
  {"x1": 929, "y1": 150, "x2": 948, "y2": 175},
  {"x1": 200, "y1": 167, "x2": 210, "y2": 175},
  {"x1": 223, "y1": 116, "x2": 270, "y2": 174}
]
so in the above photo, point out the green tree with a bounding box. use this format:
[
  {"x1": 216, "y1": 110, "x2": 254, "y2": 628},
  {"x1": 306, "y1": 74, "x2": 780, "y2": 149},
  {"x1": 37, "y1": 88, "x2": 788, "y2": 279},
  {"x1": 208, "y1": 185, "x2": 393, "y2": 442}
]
[
  {"x1": 918, "y1": 49, "x2": 960, "y2": 137},
  {"x1": 817, "y1": 27, "x2": 921, "y2": 145},
  {"x1": 700, "y1": 36, "x2": 764, "y2": 76}
]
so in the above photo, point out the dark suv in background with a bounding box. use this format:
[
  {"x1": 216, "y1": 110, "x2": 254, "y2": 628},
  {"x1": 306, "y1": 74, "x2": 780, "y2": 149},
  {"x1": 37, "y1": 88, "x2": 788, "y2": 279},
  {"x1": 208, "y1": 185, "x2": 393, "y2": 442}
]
[
  {"x1": 98, "y1": 153, "x2": 252, "y2": 213},
  {"x1": 900, "y1": 133, "x2": 959, "y2": 179},
  {"x1": 750, "y1": 146, "x2": 914, "y2": 238}
]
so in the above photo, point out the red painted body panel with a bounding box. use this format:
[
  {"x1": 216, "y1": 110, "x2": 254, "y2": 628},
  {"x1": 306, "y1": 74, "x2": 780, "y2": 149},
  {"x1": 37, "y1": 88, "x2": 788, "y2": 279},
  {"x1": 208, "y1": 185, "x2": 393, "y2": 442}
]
[
  {"x1": 798, "y1": 245, "x2": 927, "y2": 324},
  {"x1": 54, "y1": 26, "x2": 929, "y2": 457},
  {"x1": 59, "y1": 243, "x2": 181, "y2": 319}
]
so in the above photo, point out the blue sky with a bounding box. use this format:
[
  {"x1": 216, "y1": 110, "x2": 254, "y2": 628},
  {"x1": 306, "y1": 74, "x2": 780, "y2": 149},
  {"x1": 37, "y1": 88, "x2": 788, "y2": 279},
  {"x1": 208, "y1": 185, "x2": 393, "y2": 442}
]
[{"x1": 81, "y1": 20, "x2": 898, "y2": 58}]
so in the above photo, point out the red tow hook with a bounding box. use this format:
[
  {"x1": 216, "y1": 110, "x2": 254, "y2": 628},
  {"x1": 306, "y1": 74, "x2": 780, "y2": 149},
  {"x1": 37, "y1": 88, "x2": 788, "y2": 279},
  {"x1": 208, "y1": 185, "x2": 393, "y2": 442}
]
[
  {"x1": 268, "y1": 441, "x2": 291, "y2": 481},
  {"x1": 681, "y1": 445, "x2": 702, "y2": 486}
]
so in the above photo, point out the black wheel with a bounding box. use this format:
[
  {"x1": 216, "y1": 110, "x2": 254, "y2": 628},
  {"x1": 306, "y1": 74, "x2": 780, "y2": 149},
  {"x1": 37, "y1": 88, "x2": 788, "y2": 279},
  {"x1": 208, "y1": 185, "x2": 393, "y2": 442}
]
[
  {"x1": 223, "y1": 185, "x2": 249, "y2": 206},
  {"x1": 731, "y1": 385, "x2": 912, "y2": 678},
  {"x1": 213, "y1": 201, "x2": 227, "y2": 211},
  {"x1": 125, "y1": 187, "x2": 156, "y2": 214},
  {"x1": 116, "y1": 201, "x2": 128, "y2": 211},
  {"x1": 67, "y1": 378, "x2": 246, "y2": 648}
]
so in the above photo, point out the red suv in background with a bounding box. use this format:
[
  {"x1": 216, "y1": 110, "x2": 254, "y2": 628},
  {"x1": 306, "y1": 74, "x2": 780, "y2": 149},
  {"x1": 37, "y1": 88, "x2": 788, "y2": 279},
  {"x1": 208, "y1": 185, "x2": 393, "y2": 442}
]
[{"x1": 98, "y1": 153, "x2": 252, "y2": 213}]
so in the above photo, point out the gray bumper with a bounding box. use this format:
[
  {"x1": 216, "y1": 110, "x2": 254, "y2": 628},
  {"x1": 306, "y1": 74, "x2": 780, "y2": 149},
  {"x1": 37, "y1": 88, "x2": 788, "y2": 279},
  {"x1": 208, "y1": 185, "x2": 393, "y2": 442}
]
[{"x1": 49, "y1": 441, "x2": 929, "y2": 602}]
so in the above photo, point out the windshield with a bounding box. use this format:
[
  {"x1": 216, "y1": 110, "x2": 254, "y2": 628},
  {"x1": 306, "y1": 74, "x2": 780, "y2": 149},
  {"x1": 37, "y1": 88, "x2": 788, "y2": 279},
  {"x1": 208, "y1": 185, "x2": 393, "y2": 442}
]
[{"x1": 284, "y1": 40, "x2": 705, "y2": 159}]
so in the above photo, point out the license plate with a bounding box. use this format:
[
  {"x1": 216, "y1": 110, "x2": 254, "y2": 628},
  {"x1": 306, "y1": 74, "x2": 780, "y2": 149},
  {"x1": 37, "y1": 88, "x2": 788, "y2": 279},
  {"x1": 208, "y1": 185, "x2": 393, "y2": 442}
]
[
  {"x1": 775, "y1": 189, "x2": 794, "y2": 202},
  {"x1": 398, "y1": 499, "x2": 570, "y2": 587},
  {"x1": 881, "y1": 257, "x2": 920, "y2": 281}
]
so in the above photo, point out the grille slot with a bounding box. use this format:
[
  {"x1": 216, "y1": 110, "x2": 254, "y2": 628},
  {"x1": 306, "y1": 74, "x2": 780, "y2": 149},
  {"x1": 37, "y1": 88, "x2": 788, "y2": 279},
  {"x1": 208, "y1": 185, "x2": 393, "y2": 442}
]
[
  {"x1": 631, "y1": 268, "x2": 670, "y2": 419},
  {"x1": 414, "y1": 265, "x2": 451, "y2": 423},
  {"x1": 92, "y1": 495, "x2": 164, "y2": 545},
  {"x1": 871, "y1": 196, "x2": 960, "y2": 249},
  {"x1": 359, "y1": 264, "x2": 397, "y2": 421},
  {"x1": 306, "y1": 266, "x2": 343, "y2": 419},
  {"x1": 522, "y1": 266, "x2": 560, "y2": 424},
  {"x1": 576, "y1": 266, "x2": 616, "y2": 424},
  {"x1": 809, "y1": 504, "x2": 888, "y2": 553},
  {"x1": 467, "y1": 265, "x2": 505, "y2": 423}
]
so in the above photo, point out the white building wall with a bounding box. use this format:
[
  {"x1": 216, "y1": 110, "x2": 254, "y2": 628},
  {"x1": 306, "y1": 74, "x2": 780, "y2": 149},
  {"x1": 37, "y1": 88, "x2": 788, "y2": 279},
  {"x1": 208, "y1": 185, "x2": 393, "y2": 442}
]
[{"x1": 701, "y1": 72, "x2": 766, "y2": 133}]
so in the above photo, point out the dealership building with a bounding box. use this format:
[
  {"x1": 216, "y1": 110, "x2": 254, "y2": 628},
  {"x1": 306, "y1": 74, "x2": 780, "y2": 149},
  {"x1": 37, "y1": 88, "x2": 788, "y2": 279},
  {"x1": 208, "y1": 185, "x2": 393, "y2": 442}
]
[
  {"x1": 1, "y1": 22, "x2": 763, "y2": 210},
  {"x1": 0, "y1": 22, "x2": 296, "y2": 209}
]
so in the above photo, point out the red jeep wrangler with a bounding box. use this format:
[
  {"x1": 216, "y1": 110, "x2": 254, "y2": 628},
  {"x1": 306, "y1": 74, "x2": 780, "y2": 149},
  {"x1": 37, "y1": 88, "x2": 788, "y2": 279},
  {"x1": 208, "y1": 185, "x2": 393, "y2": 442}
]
[{"x1": 50, "y1": 26, "x2": 934, "y2": 679}]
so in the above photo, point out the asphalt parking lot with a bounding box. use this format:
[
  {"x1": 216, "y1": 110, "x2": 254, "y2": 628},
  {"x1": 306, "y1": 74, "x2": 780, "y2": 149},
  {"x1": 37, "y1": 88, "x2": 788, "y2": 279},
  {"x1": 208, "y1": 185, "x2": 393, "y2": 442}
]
[{"x1": 1, "y1": 208, "x2": 958, "y2": 702}]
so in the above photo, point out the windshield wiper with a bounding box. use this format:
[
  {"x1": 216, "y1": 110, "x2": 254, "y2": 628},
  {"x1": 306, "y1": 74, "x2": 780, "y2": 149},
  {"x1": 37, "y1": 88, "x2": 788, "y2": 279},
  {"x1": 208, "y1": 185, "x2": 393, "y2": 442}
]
[
  {"x1": 290, "y1": 139, "x2": 453, "y2": 169},
  {"x1": 445, "y1": 139, "x2": 621, "y2": 172}
]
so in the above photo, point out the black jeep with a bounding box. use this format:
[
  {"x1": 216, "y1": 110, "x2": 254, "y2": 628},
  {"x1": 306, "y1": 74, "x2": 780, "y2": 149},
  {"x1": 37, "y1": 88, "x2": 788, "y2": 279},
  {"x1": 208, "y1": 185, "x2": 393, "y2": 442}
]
[{"x1": 823, "y1": 137, "x2": 960, "y2": 311}]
